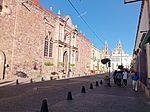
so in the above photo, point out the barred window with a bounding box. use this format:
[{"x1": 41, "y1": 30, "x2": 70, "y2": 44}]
[
  {"x1": 49, "y1": 38, "x2": 53, "y2": 57},
  {"x1": 44, "y1": 36, "x2": 48, "y2": 56}
]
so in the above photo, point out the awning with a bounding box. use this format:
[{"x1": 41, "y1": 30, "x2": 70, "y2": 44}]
[{"x1": 140, "y1": 29, "x2": 150, "y2": 49}]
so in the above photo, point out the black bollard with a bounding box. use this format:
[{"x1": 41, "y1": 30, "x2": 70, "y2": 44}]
[
  {"x1": 40, "y1": 99, "x2": 48, "y2": 112},
  {"x1": 108, "y1": 82, "x2": 111, "y2": 87},
  {"x1": 41, "y1": 77, "x2": 44, "y2": 81},
  {"x1": 67, "y1": 91, "x2": 73, "y2": 100},
  {"x1": 81, "y1": 86, "x2": 86, "y2": 93},
  {"x1": 30, "y1": 78, "x2": 33, "y2": 83},
  {"x1": 16, "y1": 79, "x2": 19, "y2": 85},
  {"x1": 96, "y1": 81, "x2": 99, "y2": 87},
  {"x1": 50, "y1": 77, "x2": 53, "y2": 80},
  {"x1": 100, "y1": 80, "x2": 103, "y2": 85},
  {"x1": 90, "y1": 83, "x2": 93, "y2": 89}
]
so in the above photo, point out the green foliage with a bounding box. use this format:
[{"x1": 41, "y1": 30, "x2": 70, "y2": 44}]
[
  {"x1": 59, "y1": 62, "x2": 64, "y2": 66},
  {"x1": 95, "y1": 65, "x2": 99, "y2": 68},
  {"x1": 70, "y1": 64, "x2": 75, "y2": 67},
  {"x1": 104, "y1": 75, "x2": 110, "y2": 80},
  {"x1": 86, "y1": 65, "x2": 90, "y2": 68},
  {"x1": 44, "y1": 61, "x2": 53, "y2": 66}
]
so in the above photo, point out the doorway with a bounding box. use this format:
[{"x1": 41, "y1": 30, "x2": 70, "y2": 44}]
[
  {"x1": 63, "y1": 51, "x2": 68, "y2": 74},
  {"x1": 0, "y1": 51, "x2": 6, "y2": 79}
]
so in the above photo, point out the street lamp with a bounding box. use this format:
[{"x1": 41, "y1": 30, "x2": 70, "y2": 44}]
[
  {"x1": 121, "y1": 50, "x2": 122, "y2": 65},
  {"x1": 101, "y1": 58, "x2": 111, "y2": 86}
]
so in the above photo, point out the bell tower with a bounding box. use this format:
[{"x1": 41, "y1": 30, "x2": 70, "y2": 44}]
[
  {"x1": 117, "y1": 40, "x2": 122, "y2": 49},
  {"x1": 104, "y1": 41, "x2": 108, "y2": 57}
]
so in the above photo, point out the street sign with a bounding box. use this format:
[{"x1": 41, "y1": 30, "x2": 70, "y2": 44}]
[{"x1": 124, "y1": 0, "x2": 142, "y2": 4}]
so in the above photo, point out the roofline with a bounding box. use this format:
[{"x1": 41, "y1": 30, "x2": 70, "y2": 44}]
[
  {"x1": 133, "y1": 0, "x2": 144, "y2": 52},
  {"x1": 32, "y1": 0, "x2": 57, "y2": 18}
]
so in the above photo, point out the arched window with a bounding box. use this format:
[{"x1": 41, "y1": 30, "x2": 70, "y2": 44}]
[
  {"x1": 64, "y1": 35, "x2": 67, "y2": 41},
  {"x1": 49, "y1": 38, "x2": 53, "y2": 57},
  {"x1": 44, "y1": 36, "x2": 48, "y2": 56},
  {"x1": 76, "y1": 51, "x2": 78, "y2": 61}
]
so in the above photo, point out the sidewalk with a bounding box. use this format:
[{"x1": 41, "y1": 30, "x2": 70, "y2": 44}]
[
  {"x1": 0, "y1": 72, "x2": 97, "y2": 87},
  {"x1": 0, "y1": 76, "x2": 44, "y2": 87}
]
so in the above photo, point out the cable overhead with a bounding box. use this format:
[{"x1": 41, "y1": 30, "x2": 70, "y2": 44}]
[
  {"x1": 67, "y1": 0, "x2": 113, "y2": 51},
  {"x1": 76, "y1": 0, "x2": 116, "y2": 50}
]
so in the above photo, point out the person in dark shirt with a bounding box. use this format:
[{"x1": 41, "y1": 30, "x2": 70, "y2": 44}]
[
  {"x1": 113, "y1": 70, "x2": 117, "y2": 84},
  {"x1": 116, "y1": 71, "x2": 122, "y2": 87}
]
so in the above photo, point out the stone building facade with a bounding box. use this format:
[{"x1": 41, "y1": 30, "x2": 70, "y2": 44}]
[
  {"x1": 132, "y1": 0, "x2": 150, "y2": 98},
  {"x1": 0, "y1": 0, "x2": 58, "y2": 79},
  {"x1": 0, "y1": 0, "x2": 105, "y2": 80},
  {"x1": 76, "y1": 32, "x2": 91, "y2": 75},
  {"x1": 53, "y1": 14, "x2": 78, "y2": 78},
  {"x1": 90, "y1": 44, "x2": 104, "y2": 73}
]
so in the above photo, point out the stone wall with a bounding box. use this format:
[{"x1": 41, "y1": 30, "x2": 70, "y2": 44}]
[
  {"x1": 76, "y1": 33, "x2": 91, "y2": 74},
  {"x1": 0, "y1": 0, "x2": 103, "y2": 79},
  {"x1": 0, "y1": 0, "x2": 17, "y2": 78},
  {"x1": 0, "y1": 0, "x2": 57, "y2": 78}
]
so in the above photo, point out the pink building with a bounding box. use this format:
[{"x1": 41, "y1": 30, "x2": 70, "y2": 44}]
[{"x1": 76, "y1": 33, "x2": 91, "y2": 75}]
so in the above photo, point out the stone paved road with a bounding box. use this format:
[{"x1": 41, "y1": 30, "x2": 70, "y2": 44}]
[{"x1": 0, "y1": 74, "x2": 149, "y2": 112}]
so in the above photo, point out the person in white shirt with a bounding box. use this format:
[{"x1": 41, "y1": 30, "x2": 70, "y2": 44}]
[{"x1": 123, "y1": 70, "x2": 128, "y2": 86}]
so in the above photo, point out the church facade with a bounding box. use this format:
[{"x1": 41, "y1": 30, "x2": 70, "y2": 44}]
[
  {"x1": 0, "y1": 0, "x2": 104, "y2": 80},
  {"x1": 110, "y1": 41, "x2": 131, "y2": 71}
]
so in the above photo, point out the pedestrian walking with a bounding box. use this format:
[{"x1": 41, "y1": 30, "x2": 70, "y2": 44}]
[
  {"x1": 113, "y1": 70, "x2": 117, "y2": 84},
  {"x1": 131, "y1": 72, "x2": 139, "y2": 92},
  {"x1": 122, "y1": 70, "x2": 128, "y2": 86},
  {"x1": 116, "y1": 71, "x2": 122, "y2": 87}
]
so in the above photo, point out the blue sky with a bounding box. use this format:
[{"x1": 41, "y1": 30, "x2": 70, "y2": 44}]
[{"x1": 39, "y1": 0, "x2": 141, "y2": 54}]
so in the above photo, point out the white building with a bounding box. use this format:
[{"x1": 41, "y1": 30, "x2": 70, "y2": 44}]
[
  {"x1": 110, "y1": 41, "x2": 132, "y2": 71},
  {"x1": 90, "y1": 44, "x2": 103, "y2": 73}
]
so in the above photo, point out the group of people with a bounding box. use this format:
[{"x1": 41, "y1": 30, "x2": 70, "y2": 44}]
[
  {"x1": 113, "y1": 70, "x2": 128, "y2": 87},
  {"x1": 113, "y1": 70, "x2": 139, "y2": 92}
]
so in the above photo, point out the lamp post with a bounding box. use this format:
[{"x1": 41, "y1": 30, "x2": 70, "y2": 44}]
[
  {"x1": 108, "y1": 61, "x2": 111, "y2": 86},
  {"x1": 101, "y1": 58, "x2": 111, "y2": 86},
  {"x1": 121, "y1": 50, "x2": 122, "y2": 65}
]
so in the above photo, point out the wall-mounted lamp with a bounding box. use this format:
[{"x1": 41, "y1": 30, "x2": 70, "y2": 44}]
[{"x1": 140, "y1": 30, "x2": 148, "y2": 33}]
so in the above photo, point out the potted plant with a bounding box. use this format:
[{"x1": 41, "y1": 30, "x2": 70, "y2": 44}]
[
  {"x1": 95, "y1": 65, "x2": 99, "y2": 70},
  {"x1": 86, "y1": 65, "x2": 90, "y2": 68},
  {"x1": 44, "y1": 61, "x2": 53, "y2": 66},
  {"x1": 70, "y1": 64, "x2": 75, "y2": 67},
  {"x1": 59, "y1": 62, "x2": 64, "y2": 67}
]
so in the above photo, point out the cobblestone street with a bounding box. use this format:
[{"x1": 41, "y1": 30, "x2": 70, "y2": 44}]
[{"x1": 0, "y1": 74, "x2": 149, "y2": 112}]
